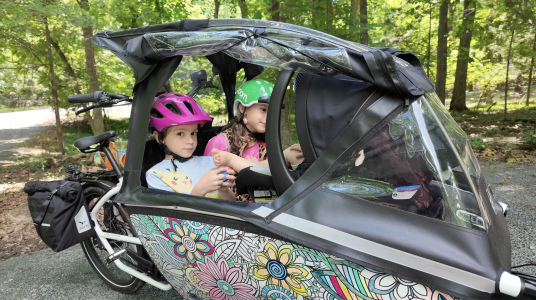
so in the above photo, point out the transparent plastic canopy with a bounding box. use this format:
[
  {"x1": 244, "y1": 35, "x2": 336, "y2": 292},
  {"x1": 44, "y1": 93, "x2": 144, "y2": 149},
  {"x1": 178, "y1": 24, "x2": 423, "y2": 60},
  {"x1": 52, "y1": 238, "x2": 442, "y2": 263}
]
[
  {"x1": 115, "y1": 19, "x2": 433, "y2": 96},
  {"x1": 323, "y1": 95, "x2": 487, "y2": 231},
  {"x1": 140, "y1": 21, "x2": 407, "y2": 77}
]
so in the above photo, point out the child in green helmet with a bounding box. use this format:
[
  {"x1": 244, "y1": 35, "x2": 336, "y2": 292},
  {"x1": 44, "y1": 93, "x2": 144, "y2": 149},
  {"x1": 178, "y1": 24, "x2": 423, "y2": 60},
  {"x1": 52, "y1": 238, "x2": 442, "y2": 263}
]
[{"x1": 204, "y1": 79, "x2": 304, "y2": 202}]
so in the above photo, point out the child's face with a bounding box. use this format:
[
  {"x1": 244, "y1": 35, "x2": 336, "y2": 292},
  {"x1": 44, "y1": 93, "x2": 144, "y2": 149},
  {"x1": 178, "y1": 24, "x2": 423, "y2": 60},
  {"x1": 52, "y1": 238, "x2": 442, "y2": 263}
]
[
  {"x1": 159, "y1": 124, "x2": 198, "y2": 157},
  {"x1": 243, "y1": 103, "x2": 268, "y2": 133}
]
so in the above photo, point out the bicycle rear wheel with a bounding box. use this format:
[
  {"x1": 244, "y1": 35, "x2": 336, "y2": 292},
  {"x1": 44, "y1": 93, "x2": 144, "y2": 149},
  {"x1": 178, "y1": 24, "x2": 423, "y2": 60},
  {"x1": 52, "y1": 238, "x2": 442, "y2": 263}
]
[{"x1": 81, "y1": 185, "x2": 146, "y2": 293}]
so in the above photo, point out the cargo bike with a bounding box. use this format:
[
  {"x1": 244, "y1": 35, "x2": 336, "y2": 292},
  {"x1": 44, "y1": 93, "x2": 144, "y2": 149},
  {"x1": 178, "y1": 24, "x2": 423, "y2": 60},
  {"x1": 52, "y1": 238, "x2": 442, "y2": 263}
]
[{"x1": 25, "y1": 19, "x2": 536, "y2": 299}]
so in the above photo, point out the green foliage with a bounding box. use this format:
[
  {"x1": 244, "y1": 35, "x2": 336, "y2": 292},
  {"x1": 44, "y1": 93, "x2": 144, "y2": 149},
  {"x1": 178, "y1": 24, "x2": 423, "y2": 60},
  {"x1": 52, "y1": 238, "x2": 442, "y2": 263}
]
[
  {"x1": 501, "y1": 142, "x2": 518, "y2": 152},
  {"x1": 520, "y1": 130, "x2": 536, "y2": 145},
  {"x1": 1, "y1": 0, "x2": 535, "y2": 120},
  {"x1": 470, "y1": 137, "x2": 489, "y2": 150},
  {"x1": 16, "y1": 153, "x2": 55, "y2": 172}
]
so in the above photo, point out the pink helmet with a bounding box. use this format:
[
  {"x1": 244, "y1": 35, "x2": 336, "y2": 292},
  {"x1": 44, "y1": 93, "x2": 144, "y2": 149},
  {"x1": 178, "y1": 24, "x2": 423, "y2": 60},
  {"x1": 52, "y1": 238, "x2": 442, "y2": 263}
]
[{"x1": 149, "y1": 93, "x2": 212, "y2": 132}]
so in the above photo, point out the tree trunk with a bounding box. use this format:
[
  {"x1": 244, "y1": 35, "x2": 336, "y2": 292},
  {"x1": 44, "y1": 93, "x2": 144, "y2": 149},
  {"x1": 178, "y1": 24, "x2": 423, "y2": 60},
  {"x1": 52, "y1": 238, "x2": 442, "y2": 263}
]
[
  {"x1": 79, "y1": 0, "x2": 105, "y2": 135},
  {"x1": 504, "y1": 21, "x2": 516, "y2": 121},
  {"x1": 435, "y1": 0, "x2": 449, "y2": 105},
  {"x1": 426, "y1": 1, "x2": 432, "y2": 77},
  {"x1": 51, "y1": 39, "x2": 95, "y2": 133},
  {"x1": 214, "y1": 0, "x2": 220, "y2": 18},
  {"x1": 271, "y1": 0, "x2": 280, "y2": 21},
  {"x1": 275, "y1": 70, "x2": 292, "y2": 149},
  {"x1": 326, "y1": 0, "x2": 333, "y2": 33},
  {"x1": 45, "y1": 17, "x2": 65, "y2": 155},
  {"x1": 280, "y1": 2, "x2": 287, "y2": 23},
  {"x1": 350, "y1": 0, "x2": 360, "y2": 41},
  {"x1": 526, "y1": 30, "x2": 536, "y2": 106},
  {"x1": 237, "y1": 0, "x2": 248, "y2": 18},
  {"x1": 359, "y1": 0, "x2": 368, "y2": 45},
  {"x1": 449, "y1": 0, "x2": 476, "y2": 111},
  {"x1": 280, "y1": 88, "x2": 293, "y2": 149},
  {"x1": 271, "y1": 6, "x2": 291, "y2": 148},
  {"x1": 309, "y1": 0, "x2": 325, "y2": 30},
  {"x1": 155, "y1": 0, "x2": 163, "y2": 22},
  {"x1": 130, "y1": 6, "x2": 138, "y2": 28}
]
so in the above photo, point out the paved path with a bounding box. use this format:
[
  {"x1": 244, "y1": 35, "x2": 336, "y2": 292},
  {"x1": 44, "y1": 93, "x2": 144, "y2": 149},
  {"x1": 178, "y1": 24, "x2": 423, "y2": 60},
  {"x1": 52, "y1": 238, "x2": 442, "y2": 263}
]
[
  {"x1": 0, "y1": 161, "x2": 533, "y2": 299},
  {"x1": 0, "y1": 246, "x2": 180, "y2": 300},
  {"x1": 0, "y1": 108, "x2": 58, "y2": 153},
  {"x1": 0, "y1": 106, "x2": 131, "y2": 162}
]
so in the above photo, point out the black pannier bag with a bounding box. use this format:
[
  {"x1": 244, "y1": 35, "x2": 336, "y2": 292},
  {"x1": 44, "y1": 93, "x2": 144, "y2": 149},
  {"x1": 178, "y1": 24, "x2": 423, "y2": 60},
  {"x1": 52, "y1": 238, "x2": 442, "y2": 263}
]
[{"x1": 23, "y1": 181, "x2": 95, "y2": 252}]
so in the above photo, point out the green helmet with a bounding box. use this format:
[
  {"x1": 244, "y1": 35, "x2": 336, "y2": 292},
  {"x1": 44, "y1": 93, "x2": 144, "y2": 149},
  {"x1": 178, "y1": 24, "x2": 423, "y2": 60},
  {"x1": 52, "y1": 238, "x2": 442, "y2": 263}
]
[{"x1": 233, "y1": 80, "x2": 274, "y2": 116}]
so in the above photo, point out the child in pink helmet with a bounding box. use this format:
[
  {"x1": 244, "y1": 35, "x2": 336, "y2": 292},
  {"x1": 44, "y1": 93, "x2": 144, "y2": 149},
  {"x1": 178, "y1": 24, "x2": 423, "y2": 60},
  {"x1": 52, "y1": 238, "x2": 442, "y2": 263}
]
[{"x1": 146, "y1": 93, "x2": 237, "y2": 200}]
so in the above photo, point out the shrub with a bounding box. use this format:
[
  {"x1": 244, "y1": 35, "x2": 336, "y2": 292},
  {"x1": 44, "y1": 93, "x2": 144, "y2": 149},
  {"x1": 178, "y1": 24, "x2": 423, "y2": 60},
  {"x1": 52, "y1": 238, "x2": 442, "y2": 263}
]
[
  {"x1": 520, "y1": 130, "x2": 536, "y2": 145},
  {"x1": 470, "y1": 137, "x2": 489, "y2": 150}
]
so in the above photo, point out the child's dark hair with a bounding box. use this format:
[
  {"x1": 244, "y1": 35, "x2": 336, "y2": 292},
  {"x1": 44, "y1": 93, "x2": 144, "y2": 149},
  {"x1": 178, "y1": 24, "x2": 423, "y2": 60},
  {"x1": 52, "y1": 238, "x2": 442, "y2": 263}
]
[{"x1": 221, "y1": 110, "x2": 255, "y2": 155}]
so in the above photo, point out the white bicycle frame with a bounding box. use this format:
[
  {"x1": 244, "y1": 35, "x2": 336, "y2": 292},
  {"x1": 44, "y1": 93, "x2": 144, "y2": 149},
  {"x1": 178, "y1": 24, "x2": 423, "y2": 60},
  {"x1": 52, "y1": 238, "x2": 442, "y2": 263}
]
[{"x1": 90, "y1": 178, "x2": 172, "y2": 291}]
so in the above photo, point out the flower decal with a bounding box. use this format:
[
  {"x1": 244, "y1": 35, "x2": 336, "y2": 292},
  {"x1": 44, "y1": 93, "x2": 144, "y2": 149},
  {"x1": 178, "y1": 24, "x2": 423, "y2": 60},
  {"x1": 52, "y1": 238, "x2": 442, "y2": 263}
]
[
  {"x1": 369, "y1": 274, "x2": 439, "y2": 300},
  {"x1": 261, "y1": 285, "x2": 297, "y2": 300},
  {"x1": 182, "y1": 220, "x2": 210, "y2": 235},
  {"x1": 194, "y1": 257, "x2": 256, "y2": 300},
  {"x1": 132, "y1": 216, "x2": 459, "y2": 300},
  {"x1": 164, "y1": 219, "x2": 214, "y2": 265},
  {"x1": 252, "y1": 242, "x2": 311, "y2": 296}
]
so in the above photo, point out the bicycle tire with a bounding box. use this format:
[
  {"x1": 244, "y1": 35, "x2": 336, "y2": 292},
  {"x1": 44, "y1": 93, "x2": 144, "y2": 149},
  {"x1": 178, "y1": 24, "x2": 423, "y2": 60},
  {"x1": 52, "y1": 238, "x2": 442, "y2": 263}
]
[{"x1": 80, "y1": 185, "x2": 146, "y2": 293}]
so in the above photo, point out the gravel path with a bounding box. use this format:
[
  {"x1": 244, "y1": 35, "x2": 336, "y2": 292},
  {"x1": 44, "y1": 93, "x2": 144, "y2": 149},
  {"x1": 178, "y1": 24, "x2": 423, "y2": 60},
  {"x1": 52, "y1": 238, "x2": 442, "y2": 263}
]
[
  {"x1": 0, "y1": 246, "x2": 180, "y2": 299},
  {"x1": 480, "y1": 161, "x2": 536, "y2": 275},
  {"x1": 0, "y1": 161, "x2": 534, "y2": 299},
  {"x1": 0, "y1": 108, "x2": 58, "y2": 160}
]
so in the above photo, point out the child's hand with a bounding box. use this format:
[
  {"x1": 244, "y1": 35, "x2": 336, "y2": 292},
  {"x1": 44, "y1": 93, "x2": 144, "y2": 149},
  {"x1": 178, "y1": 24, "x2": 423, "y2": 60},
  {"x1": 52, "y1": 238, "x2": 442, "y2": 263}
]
[
  {"x1": 218, "y1": 167, "x2": 236, "y2": 190},
  {"x1": 288, "y1": 144, "x2": 304, "y2": 159},
  {"x1": 192, "y1": 167, "x2": 235, "y2": 196},
  {"x1": 217, "y1": 167, "x2": 237, "y2": 201},
  {"x1": 283, "y1": 144, "x2": 304, "y2": 167}
]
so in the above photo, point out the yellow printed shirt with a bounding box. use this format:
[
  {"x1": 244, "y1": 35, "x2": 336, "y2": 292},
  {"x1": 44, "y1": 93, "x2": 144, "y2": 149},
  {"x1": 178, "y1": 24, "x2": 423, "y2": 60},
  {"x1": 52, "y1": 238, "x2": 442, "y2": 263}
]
[{"x1": 146, "y1": 157, "x2": 219, "y2": 199}]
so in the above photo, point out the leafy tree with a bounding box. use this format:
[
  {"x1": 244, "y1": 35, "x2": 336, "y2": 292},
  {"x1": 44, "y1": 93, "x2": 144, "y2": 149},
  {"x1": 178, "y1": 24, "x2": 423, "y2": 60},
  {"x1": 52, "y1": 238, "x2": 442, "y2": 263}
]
[
  {"x1": 435, "y1": 0, "x2": 449, "y2": 104},
  {"x1": 3, "y1": 0, "x2": 536, "y2": 155},
  {"x1": 360, "y1": 0, "x2": 368, "y2": 45},
  {"x1": 45, "y1": 14, "x2": 65, "y2": 154},
  {"x1": 450, "y1": 0, "x2": 476, "y2": 111},
  {"x1": 78, "y1": 0, "x2": 105, "y2": 134},
  {"x1": 237, "y1": 0, "x2": 248, "y2": 18},
  {"x1": 527, "y1": 31, "x2": 536, "y2": 105}
]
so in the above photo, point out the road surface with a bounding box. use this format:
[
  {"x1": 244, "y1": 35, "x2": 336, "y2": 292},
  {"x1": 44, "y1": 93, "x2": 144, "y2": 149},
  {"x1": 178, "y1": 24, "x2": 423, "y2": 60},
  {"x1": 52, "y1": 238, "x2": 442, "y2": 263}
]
[
  {"x1": 0, "y1": 108, "x2": 60, "y2": 158},
  {"x1": 0, "y1": 106, "x2": 131, "y2": 162}
]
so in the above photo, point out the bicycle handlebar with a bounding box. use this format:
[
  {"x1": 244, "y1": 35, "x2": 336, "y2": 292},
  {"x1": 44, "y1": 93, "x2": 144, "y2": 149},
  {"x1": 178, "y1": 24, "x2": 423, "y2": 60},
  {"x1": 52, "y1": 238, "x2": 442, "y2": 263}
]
[
  {"x1": 68, "y1": 91, "x2": 129, "y2": 104},
  {"x1": 70, "y1": 91, "x2": 131, "y2": 115},
  {"x1": 68, "y1": 92, "x2": 100, "y2": 103}
]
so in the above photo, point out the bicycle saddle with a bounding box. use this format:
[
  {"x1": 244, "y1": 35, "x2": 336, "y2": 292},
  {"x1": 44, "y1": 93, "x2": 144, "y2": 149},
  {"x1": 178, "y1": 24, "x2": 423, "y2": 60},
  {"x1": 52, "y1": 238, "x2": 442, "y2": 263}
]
[{"x1": 74, "y1": 131, "x2": 116, "y2": 152}]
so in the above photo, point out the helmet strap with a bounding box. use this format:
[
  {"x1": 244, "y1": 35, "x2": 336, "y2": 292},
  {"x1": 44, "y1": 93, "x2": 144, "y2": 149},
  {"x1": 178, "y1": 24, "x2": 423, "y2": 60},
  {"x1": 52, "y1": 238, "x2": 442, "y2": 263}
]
[{"x1": 237, "y1": 107, "x2": 266, "y2": 143}]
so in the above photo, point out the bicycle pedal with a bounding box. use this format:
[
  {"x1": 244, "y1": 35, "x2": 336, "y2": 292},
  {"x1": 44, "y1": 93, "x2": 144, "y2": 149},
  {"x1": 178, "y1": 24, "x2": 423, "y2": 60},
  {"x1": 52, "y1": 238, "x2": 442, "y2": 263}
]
[{"x1": 105, "y1": 249, "x2": 127, "y2": 264}]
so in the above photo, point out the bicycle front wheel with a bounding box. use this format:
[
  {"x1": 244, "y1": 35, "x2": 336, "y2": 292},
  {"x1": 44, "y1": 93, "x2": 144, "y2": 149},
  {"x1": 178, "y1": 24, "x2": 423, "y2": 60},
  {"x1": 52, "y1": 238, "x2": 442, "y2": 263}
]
[{"x1": 81, "y1": 185, "x2": 146, "y2": 293}]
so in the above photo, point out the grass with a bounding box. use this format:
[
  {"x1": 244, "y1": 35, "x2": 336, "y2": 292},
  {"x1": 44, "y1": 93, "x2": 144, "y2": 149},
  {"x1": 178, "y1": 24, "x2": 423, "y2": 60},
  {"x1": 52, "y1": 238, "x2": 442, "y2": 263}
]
[
  {"x1": 0, "y1": 106, "x2": 48, "y2": 113},
  {"x1": 449, "y1": 103, "x2": 536, "y2": 164},
  {"x1": 26, "y1": 117, "x2": 130, "y2": 156},
  {"x1": 450, "y1": 105, "x2": 536, "y2": 138},
  {"x1": 453, "y1": 85, "x2": 536, "y2": 113},
  {"x1": 0, "y1": 117, "x2": 131, "y2": 176}
]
